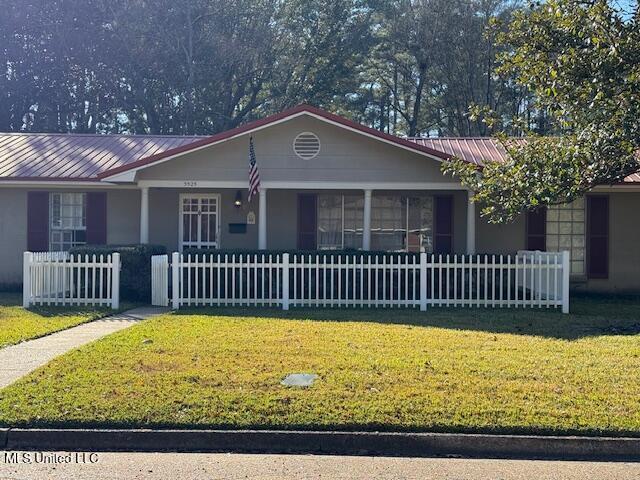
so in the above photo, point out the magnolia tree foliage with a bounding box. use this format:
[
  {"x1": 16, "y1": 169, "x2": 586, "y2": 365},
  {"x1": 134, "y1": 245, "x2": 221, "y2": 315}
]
[{"x1": 444, "y1": 0, "x2": 640, "y2": 223}]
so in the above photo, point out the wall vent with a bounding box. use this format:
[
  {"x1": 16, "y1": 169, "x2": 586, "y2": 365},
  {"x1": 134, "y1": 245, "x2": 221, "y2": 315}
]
[{"x1": 293, "y1": 132, "x2": 321, "y2": 160}]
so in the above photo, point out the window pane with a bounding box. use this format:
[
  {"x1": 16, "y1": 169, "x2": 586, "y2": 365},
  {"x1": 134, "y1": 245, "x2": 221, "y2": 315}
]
[
  {"x1": 408, "y1": 196, "x2": 433, "y2": 253},
  {"x1": 317, "y1": 195, "x2": 342, "y2": 249},
  {"x1": 344, "y1": 196, "x2": 363, "y2": 249},
  {"x1": 51, "y1": 194, "x2": 61, "y2": 227},
  {"x1": 209, "y1": 214, "x2": 217, "y2": 242},
  {"x1": 371, "y1": 195, "x2": 405, "y2": 251},
  {"x1": 75, "y1": 230, "x2": 86, "y2": 243},
  {"x1": 201, "y1": 215, "x2": 209, "y2": 242},
  {"x1": 559, "y1": 210, "x2": 572, "y2": 222},
  {"x1": 190, "y1": 215, "x2": 198, "y2": 242}
]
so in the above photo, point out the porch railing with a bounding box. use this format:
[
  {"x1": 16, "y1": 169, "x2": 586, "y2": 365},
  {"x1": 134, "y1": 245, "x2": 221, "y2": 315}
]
[
  {"x1": 151, "y1": 250, "x2": 570, "y2": 313},
  {"x1": 23, "y1": 251, "x2": 121, "y2": 308}
]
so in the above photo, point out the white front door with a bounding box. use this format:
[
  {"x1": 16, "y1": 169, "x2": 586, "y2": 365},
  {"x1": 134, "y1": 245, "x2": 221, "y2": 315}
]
[{"x1": 179, "y1": 194, "x2": 220, "y2": 251}]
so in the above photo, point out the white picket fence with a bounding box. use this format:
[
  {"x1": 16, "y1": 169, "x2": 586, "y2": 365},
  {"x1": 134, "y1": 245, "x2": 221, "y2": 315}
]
[
  {"x1": 151, "y1": 254, "x2": 170, "y2": 307},
  {"x1": 23, "y1": 251, "x2": 121, "y2": 308},
  {"x1": 151, "y1": 251, "x2": 570, "y2": 313}
]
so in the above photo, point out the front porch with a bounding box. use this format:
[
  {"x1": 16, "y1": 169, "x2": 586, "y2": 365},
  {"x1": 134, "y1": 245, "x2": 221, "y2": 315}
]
[{"x1": 137, "y1": 182, "x2": 478, "y2": 255}]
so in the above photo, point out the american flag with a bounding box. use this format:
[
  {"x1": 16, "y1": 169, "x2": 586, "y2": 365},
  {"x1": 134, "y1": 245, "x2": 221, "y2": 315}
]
[{"x1": 248, "y1": 136, "x2": 260, "y2": 202}]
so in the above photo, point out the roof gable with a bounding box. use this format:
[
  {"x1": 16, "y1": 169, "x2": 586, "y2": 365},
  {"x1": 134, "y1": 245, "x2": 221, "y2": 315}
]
[
  {"x1": 132, "y1": 113, "x2": 453, "y2": 186},
  {"x1": 98, "y1": 104, "x2": 453, "y2": 181}
]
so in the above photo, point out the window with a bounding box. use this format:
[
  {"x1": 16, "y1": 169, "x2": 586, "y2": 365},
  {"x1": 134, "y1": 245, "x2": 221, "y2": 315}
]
[
  {"x1": 371, "y1": 195, "x2": 405, "y2": 251},
  {"x1": 546, "y1": 198, "x2": 585, "y2": 275},
  {"x1": 409, "y1": 196, "x2": 435, "y2": 253},
  {"x1": 317, "y1": 194, "x2": 363, "y2": 249},
  {"x1": 315, "y1": 193, "x2": 435, "y2": 252},
  {"x1": 49, "y1": 193, "x2": 87, "y2": 251},
  {"x1": 371, "y1": 195, "x2": 434, "y2": 252},
  {"x1": 343, "y1": 196, "x2": 364, "y2": 248}
]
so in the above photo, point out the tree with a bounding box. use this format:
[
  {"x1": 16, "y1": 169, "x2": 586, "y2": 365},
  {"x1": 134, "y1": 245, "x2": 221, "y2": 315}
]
[
  {"x1": 266, "y1": 0, "x2": 375, "y2": 114},
  {"x1": 350, "y1": 0, "x2": 523, "y2": 137},
  {"x1": 1, "y1": 0, "x2": 376, "y2": 134},
  {"x1": 104, "y1": 0, "x2": 283, "y2": 134},
  {"x1": 361, "y1": 0, "x2": 448, "y2": 137},
  {"x1": 445, "y1": 0, "x2": 640, "y2": 223},
  {"x1": 432, "y1": 0, "x2": 531, "y2": 137},
  {"x1": 0, "y1": 0, "x2": 121, "y2": 133}
]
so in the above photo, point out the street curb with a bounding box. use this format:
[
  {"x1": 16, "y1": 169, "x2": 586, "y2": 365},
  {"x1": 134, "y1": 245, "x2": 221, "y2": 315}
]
[
  {"x1": 0, "y1": 429, "x2": 7, "y2": 449},
  {"x1": 3, "y1": 429, "x2": 640, "y2": 460}
]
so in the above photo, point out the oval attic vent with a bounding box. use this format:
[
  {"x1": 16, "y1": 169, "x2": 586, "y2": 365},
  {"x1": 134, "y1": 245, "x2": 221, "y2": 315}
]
[{"x1": 293, "y1": 132, "x2": 321, "y2": 160}]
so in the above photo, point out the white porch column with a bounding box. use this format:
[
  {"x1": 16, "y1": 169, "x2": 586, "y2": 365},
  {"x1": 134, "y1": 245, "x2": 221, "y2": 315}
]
[
  {"x1": 363, "y1": 189, "x2": 372, "y2": 250},
  {"x1": 466, "y1": 190, "x2": 476, "y2": 254},
  {"x1": 258, "y1": 188, "x2": 267, "y2": 249},
  {"x1": 140, "y1": 186, "x2": 149, "y2": 244}
]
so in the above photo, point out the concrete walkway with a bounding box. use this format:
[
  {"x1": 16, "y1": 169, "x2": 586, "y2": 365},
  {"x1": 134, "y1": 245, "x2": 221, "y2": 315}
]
[{"x1": 0, "y1": 307, "x2": 167, "y2": 389}]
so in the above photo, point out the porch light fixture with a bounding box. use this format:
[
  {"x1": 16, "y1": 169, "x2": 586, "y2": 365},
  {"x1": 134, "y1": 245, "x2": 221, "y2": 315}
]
[{"x1": 234, "y1": 190, "x2": 243, "y2": 208}]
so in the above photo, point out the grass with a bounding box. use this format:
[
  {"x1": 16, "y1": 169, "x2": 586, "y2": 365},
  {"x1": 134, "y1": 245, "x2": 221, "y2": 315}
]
[
  {"x1": 0, "y1": 294, "x2": 639, "y2": 436},
  {"x1": 0, "y1": 293, "x2": 118, "y2": 348}
]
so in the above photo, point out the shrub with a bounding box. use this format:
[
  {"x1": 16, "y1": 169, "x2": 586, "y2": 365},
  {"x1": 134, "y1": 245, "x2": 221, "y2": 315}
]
[
  {"x1": 0, "y1": 283, "x2": 21, "y2": 293},
  {"x1": 70, "y1": 244, "x2": 166, "y2": 302},
  {"x1": 181, "y1": 249, "x2": 512, "y2": 262}
]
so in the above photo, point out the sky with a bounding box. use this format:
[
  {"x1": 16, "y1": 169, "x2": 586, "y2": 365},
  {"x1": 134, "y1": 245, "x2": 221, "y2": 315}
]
[{"x1": 610, "y1": 0, "x2": 636, "y2": 18}]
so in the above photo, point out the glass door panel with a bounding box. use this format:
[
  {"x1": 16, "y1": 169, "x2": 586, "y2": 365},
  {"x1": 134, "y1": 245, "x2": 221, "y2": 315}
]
[{"x1": 179, "y1": 194, "x2": 220, "y2": 250}]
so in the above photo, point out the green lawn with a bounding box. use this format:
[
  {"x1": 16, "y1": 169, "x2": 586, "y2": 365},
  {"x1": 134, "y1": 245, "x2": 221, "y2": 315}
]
[
  {"x1": 0, "y1": 295, "x2": 639, "y2": 436},
  {"x1": 0, "y1": 293, "x2": 117, "y2": 348}
]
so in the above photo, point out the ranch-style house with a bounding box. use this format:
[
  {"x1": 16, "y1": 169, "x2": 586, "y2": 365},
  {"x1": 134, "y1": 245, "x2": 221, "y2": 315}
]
[{"x1": 1, "y1": 104, "x2": 639, "y2": 293}]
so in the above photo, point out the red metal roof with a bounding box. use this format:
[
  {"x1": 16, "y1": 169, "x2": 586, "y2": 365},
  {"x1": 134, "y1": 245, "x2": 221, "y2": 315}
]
[
  {"x1": 408, "y1": 137, "x2": 511, "y2": 166},
  {"x1": 0, "y1": 105, "x2": 637, "y2": 184},
  {"x1": 0, "y1": 133, "x2": 202, "y2": 180},
  {"x1": 409, "y1": 136, "x2": 640, "y2": 184}
]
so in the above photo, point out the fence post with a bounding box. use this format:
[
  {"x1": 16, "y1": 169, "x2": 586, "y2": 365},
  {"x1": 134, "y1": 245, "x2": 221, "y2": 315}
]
[
  {"x1": 561, "y1": 250, "x2": 570, "y2": 314},
  {"x1": 22, "y1": 251, "x2": 32, "y2": 308},
  {"x1": 419, "y1": 252, "x2": 427, "y2": 311},
  {"x1": 282, "y1": 253, "x2": 290, "y2": 310},
  {"x1": 111, "y1": 252, "x2": 120, "y2": 309},
  {"x1": 172, "y1": 252, "x2": 180, "y2": 310}
]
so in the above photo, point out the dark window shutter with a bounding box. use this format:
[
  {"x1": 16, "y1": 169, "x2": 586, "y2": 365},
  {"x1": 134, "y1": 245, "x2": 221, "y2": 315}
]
[
  {"x1": 587, "y1": 196, "x2": 609, "y2": 279},
  {"x1": 297, "y1": 194, "x2": 317, "y2": 250},
  {"x1": 27, "y1": 191, "x2": 49, "y2": 251},
  {"x1": 86, "y1": 192, "x2": 107, "y2": 245},
  {"x1": 434, "y1": 195, "x2": 453, "y2": 254},
  {"x1": 526, "y1": 208, "x2": 547, "y2": 251}
]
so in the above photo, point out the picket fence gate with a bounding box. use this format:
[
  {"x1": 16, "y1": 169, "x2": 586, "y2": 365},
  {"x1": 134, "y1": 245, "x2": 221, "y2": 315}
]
[
  {"x1": 22, "y1": 251, "x2": 121, "y2": 308},
  {"x1": 151, "y1": 251, "x2": 570, "y2": 313}
]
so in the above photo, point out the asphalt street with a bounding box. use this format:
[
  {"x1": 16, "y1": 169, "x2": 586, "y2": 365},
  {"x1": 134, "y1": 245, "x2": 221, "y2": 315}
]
[{"x1": 1, "y1": 452, "x2": 639, "y2": 479}]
